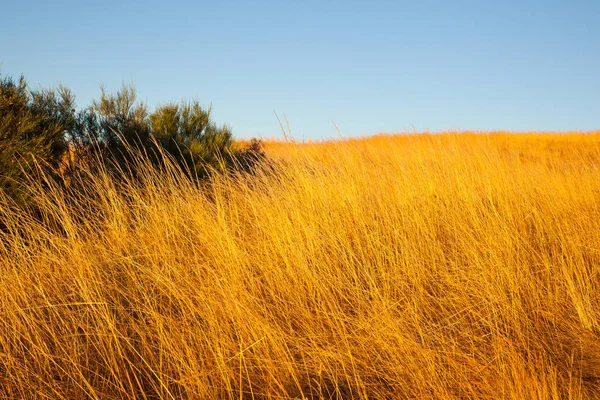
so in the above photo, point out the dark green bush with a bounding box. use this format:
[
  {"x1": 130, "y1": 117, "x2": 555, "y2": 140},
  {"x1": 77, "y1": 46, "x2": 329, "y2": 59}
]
[
  {"x1": 1, "y1": 74, "x2": 266, "y2": 212},
  {"x1": 72, "y1": 83, "x2": 258, "y2": 180},
  {"x1": 150, "y1": 100, "x2": 235, "y2": 178},
  {"x1": 0, "y1": 74, "x2": 72, "y2": 207}
]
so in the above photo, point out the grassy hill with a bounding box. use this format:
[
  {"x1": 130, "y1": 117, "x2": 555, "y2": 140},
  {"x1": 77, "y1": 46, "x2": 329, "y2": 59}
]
[{"x1": 1, "y1": 132, "x2": 599, "y2": 399}]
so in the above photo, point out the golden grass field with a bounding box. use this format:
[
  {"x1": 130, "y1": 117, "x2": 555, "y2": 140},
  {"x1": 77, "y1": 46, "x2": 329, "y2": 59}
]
[{"x1": 1, "y1": 132, "x2": 600, "y2": 399}]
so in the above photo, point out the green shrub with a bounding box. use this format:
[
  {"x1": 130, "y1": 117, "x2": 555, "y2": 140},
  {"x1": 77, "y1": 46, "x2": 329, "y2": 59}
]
[
  {"x1": 80, "y1": 83, "x2": 258, "y2": 180},
  {"x1": 150, "y1": 101, "x2": 235, "y2": 178},
  {"x1": 1, "y1": 74, "x2": 266, "y2": 213},
  {"x1": 68, "y1": 84, "x2": 153, "y2": 173},
  {"x1": 0, "y1": 74, "x2": 71, "y2": 207}
]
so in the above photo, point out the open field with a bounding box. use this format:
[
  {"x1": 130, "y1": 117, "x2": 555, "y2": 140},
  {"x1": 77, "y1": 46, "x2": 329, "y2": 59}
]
[{"x1": 1, "y1": 132, "x2": 600, "y2": 399}]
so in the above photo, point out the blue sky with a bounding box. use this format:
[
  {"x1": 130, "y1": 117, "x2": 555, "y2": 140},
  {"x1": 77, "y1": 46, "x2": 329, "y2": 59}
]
[{"x1": 2, "y1": 0, "x2": 599, "y2": 139}]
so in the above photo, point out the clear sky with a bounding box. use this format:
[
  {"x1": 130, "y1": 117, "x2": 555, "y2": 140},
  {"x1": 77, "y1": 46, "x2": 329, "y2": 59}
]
[{"x1": 2, "y1": 0, "x2": 599, "y2": 139}]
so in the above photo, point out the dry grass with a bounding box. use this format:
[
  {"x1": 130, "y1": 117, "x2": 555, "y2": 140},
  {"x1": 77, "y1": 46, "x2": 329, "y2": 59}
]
[{"x1": 1, "y1": 131, "x2": 600, "y2": 399}]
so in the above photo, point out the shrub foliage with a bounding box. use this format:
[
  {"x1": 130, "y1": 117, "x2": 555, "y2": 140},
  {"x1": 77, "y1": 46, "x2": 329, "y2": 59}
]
[
  {"x1": 0, "y1": 75, "x2": 72, "y2": 205},
  {"x1": 0, "y1": 73, "x2": 263, "y2": 207}
]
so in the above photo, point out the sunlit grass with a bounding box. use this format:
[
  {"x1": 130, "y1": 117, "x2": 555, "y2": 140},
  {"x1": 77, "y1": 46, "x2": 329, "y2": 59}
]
[{"x1": 1, "y1": 131, "x2": 600, "y2": 399}]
